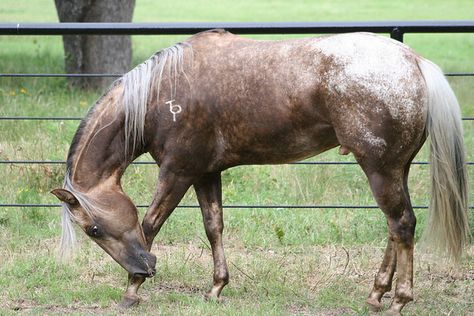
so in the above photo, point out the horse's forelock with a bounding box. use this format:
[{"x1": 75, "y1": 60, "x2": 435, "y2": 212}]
[{"x1": 59, "y1": 170, "x2": 106, "y2": 259}]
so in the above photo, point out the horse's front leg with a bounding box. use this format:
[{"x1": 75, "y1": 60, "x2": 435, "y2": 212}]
[
  {"x1": 120, "y1": 274, "x2": 147, "y2": 308},
  {"x1": 119, "y1": 168, "x2": 193, "y2": 308},
  {"x1": 194, "y1": 172, "x2": 229, "y2": 301}
]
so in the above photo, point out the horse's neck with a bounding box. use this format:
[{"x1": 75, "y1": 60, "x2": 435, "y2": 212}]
[
  {"x1": 67, "y1": 43, "x2": 192, "y2": 191},
  {"x1": 69, "y1": 84, "x2": 137, "y2": 191}
]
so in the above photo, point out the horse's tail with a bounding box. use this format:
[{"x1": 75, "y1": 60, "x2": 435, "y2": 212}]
[{"x1": 418, "y1": 58, "x2": 470, "y2": 260}]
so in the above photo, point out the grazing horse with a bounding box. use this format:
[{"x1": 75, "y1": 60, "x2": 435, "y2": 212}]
[{"x1": 51, "y1": 30, "x2": 469, "y2": 314}]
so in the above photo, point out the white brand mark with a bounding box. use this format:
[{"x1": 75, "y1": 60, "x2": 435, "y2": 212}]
[{"x1": 166, "y1": 99, "x2": 182, "y2": 122}]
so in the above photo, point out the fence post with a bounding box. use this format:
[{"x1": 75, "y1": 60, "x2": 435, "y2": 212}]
[{"x1": 390, "y1": 27, "x2": 404, "y2": 42}]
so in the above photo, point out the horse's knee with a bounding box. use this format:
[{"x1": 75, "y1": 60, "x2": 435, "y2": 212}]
[
  {"x1": 142, "y1": 220, "x2": 152, "y2": 237},
  {"x1": 203, "y1": 212, "x2": 224, "y2": 240},
  {"x1": 141, "y1": 220, "x2": 155, "y2": 246}
]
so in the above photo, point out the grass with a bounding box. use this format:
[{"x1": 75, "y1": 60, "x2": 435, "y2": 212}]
[
  {"x1": 1, "y1": 0, "x2": 474, "y2": 315},
  {"x1": 1, "y1": 239, "x2": 473, "y2": 315}
]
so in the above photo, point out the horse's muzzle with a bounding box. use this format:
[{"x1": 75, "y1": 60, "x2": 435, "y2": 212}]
[
  {"x1": 142, "y1": 251, "x2": 157, "y2": 277},
  {"x1": 129, "y1": 251, "x2": 157, "y2": 278},
  {"x1": 147, "y1": 267, "x2": 156, "y2": 277}
]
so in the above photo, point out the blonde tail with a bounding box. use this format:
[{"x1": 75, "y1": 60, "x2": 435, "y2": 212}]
[{"x1": 418, "y1": 58, "x2": 470, "y2": 260}]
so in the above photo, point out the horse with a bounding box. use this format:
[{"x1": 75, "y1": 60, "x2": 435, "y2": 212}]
[{"x1": 51, "y1": 29, "x2": 469, "y2": 314}]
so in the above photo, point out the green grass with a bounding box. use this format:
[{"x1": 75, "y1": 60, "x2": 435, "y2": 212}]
[{"x1": 1, "y1": 0, "x2": 474, "y2": 315}]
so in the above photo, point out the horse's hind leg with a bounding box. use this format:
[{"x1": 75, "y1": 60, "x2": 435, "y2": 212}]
[
  {"x1": 361, "y1": 165, "x2": 416, "y2": 315},
  {"x1": 366, "y1": 236, "x2": 397, "y2": 310},
  {"x1": 194, "y1": 172, "x2": 229, "y2": 300}
]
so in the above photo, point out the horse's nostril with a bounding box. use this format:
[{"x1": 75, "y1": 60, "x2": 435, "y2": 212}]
[
  {"x1": 148, "y1": 268, "x2": 156, "y2": 277},
  {"x1": 139, "y1": 252, "x2": 156, "y2": 277}
]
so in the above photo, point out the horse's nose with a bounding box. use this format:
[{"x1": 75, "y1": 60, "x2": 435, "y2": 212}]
[
  {"x1": 147, "y1": 267, "x2": 156, "y2": 277},
  {"x1": 147, "y1": 252, "x2": 157, "y2": 268},
  {"x1": 139, "y1": 251, "x2": 157, "y2": 277}
]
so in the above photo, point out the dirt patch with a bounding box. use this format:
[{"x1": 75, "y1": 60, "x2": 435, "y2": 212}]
[
  {"x1": 287, "y1": 306, "x2": 356, "y2": 316},
  {"x1": 5, "y1": 299, "x2": 110, "y2": 315}
]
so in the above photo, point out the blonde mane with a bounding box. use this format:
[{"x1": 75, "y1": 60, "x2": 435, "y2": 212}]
[{"x1": 122, "y1": 42, "x2": 191, "y2": 157}]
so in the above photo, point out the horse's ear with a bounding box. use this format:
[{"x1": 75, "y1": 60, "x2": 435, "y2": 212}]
[{"x1": 51, "y1": 189, "x2": 79, "y2": 206}]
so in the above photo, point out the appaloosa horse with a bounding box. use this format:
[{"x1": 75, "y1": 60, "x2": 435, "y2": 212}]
[{"x1": 52, "y1": 30, "x2": 469, "y2": 314}]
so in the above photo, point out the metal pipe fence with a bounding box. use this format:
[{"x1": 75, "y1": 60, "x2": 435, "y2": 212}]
[
  {"x1": 1, "y1": 21, "x2": 474, "y2": 36},
  {"x1": 1, "y1": 21, "x2": 473, "y2": 209}
]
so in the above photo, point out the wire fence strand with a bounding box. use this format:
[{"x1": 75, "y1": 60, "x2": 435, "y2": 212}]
[
  {"x1": 2, "y1": 159, "x2": 474, "y2": 166},
  {"x1": 1, "y1": 203, "x2": 474, "y2": 209},
  {"x1": 2, "y1": 72, "x2": 472, "y2": 78}
]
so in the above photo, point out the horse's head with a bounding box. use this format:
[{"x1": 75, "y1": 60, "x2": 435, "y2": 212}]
[{"x1": 51, "y1": 187, "x2": 156, "y2": 278}]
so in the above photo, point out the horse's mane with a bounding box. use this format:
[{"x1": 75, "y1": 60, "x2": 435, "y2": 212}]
[
  {"x1": 122, "y1": 42, "x2": 191, "y2": 157},
  {"x1": 67, "y1": 41, "x2": 191, "y2": 171},
  {"x1": 59, "y1": 42, "x2": 192, "y2": 258}
]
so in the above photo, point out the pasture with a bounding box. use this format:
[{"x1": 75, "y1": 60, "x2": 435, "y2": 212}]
[{"x1": 1, "y1": 0, "x2": 473, "y2": 315}]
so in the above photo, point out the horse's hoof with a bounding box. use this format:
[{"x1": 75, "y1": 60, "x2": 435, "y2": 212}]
[
  {"x1": 385, "y1": 309, "x2": 401, "y2": 316},
  {"x1": 204, "y1": 292, "x2": 223, "y2": 303},
  {"x1": 366, "y1": 298, "x2": 383, "y2": 312},
  {"x1": 385, "y1": 304, "x2": 403, "y2": 316},
  {"x1": 118, "y1": 296, "x2": 140, "y2": 309}
]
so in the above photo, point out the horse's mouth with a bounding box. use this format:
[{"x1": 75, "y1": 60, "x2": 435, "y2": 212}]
[
  {"x1": 145, "y1": 266, "x2": 156, "y2": 277},
  {"x1": 134, "y1": 267, "x2": 156, "y2": 278},
  {"x1": 140, "y1": 254, "x2": 156, "y2": 277}
]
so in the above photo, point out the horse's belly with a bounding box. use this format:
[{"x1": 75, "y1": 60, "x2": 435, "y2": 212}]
[{"x1": 223, "y1": 122, "x2": 339, "y2": 166}]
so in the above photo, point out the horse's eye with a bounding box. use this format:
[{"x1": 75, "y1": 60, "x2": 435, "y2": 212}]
[{"x1": 88, "y1": 225, "x2": 101, "y2": 238}]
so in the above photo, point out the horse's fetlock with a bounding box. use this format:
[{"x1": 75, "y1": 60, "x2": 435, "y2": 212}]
[
  {"x1": 222, "y1": 272, "x2": 230, "y2": 285},
  {"x1": 214, "y1": 270, "x2": 229, "y2": 285},
  {"x1": 394, "y1": 284, "x2": 413, "y2": 305}
]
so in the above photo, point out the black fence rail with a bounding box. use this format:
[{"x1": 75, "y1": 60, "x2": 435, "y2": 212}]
[
  {"x1": 1, "y1": 21, "x2": 474, "y2": 38},
  {"x1": 1, "y1": 21, "x2": 473, "y2": 209}
]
